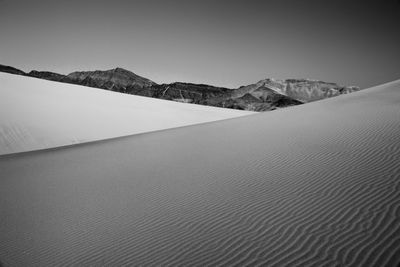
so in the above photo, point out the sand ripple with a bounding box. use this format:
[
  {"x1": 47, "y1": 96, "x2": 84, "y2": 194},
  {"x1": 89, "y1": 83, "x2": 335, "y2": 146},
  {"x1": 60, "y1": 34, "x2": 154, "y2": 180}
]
[{"x1": 0, "y1": 80, "x2": 400, "y2": 266}]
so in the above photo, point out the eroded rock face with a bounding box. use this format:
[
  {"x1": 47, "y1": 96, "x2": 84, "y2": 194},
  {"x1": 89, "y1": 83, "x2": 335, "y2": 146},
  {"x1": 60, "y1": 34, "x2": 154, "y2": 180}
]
[
  {"x1": 0, "y1": 64, "x2": 360, "y2": 112},
  {"x1": 237, "y1": 78, "x2": 360, "y2": 103},
  {"x1": 147, "y1": 83, "x2": 231, "y2": 103}
]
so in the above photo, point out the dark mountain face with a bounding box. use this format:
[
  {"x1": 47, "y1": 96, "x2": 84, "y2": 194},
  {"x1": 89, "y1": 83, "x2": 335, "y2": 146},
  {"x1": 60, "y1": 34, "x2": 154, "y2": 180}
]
[
  {"x1": 146, "y1": 83, "x2": 231, "y2": 103},
  {"x1": 0, "y1": 64, "x2": 359, "y2": 112},
  {"x1": 67, "y1": 68, "x2": 156, "y2": 92},
  {"x1": 0, "y1": 64, "x2": 26, "y2": 76},
  {"x1": 28, "y1": 70, "x2": 71, "y2": 83}
]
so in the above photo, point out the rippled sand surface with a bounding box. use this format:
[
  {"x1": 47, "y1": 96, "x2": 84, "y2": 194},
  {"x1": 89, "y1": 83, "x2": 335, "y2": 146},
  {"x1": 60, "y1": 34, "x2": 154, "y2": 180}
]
[{"x1": 0, "y1": 80, "x2": 399, "y2": 266}]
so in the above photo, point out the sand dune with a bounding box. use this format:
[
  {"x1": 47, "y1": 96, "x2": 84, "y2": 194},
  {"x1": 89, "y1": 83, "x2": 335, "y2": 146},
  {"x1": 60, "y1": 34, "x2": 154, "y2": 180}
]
[
  {"x1": 0, "y1": 80, "x2": 400, "y2": 266},
  {"x1": 0, "y1": 73, "x2": 252, "y2": 155}
]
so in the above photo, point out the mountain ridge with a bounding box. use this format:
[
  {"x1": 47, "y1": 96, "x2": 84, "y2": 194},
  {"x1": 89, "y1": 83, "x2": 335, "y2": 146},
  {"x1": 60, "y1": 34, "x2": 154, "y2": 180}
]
[{"x1": 0, "y1": 64, "x2": 360, "y2": 111}]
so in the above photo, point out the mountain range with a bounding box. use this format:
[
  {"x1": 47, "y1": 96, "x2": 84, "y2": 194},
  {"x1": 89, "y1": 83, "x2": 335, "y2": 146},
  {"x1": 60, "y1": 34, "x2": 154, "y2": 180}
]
[{"x1": 0, "y1": 64, "x2": 359, "y2": 111}]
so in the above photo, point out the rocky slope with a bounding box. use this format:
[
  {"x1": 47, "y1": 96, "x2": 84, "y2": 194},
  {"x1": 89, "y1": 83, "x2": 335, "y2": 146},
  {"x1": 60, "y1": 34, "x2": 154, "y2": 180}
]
[
  {"x1": 0, "y1": 64, "x2": 26, "y2": 76},
  {"x1": 235, "y1": 78, "x2": 359, "y2": 103},
  {"x1": 0, "y1": 64, "x2": 359, "y2": 111},
  {"x1": 67, "y1": 68, "x2": 155, "y2": 91},
  {"x1": 28, "y1": 70, "x2": 71, "y2": 83}
]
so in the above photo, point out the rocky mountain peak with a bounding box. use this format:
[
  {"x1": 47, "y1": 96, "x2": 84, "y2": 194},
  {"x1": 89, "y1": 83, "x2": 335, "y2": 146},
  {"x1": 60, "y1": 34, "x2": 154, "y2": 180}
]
[{"x1": 67, "y1": 67, "x2": 156, "y2": 90}]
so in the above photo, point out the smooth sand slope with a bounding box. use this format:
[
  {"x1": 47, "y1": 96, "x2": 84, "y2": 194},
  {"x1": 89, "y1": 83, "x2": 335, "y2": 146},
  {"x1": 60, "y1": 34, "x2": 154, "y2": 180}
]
[
  {"x1": 1, "y1": 80, "x2": 400, "y2": 266},
  {"x1": 0, "y1": 72, "x2": 252, "y2": 155}
]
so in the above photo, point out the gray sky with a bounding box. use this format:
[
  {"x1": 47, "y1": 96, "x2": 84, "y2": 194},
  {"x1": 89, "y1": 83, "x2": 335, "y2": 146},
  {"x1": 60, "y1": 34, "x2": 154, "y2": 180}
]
[{"x1": 1, "y1": 0, "x2": 399, "y2": 88}]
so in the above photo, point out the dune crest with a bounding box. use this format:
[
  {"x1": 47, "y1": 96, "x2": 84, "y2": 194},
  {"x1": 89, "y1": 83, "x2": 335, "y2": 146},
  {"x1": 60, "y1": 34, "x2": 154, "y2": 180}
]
[{"x1": 0, "y1": 73, "x2": 252, "y2": 155}]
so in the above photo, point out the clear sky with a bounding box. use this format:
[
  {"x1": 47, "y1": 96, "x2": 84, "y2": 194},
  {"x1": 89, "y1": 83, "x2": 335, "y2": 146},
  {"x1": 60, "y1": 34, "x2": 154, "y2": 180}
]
[{"x1": 1, "y1": 0, "x2": 399, "y2": 88}]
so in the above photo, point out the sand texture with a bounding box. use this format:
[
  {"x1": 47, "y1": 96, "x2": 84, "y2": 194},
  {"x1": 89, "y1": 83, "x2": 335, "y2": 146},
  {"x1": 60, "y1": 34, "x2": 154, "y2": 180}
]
[
  {"x1": 0, "y1": 73, "x2": 252, "y2": 155},
  {"x1": 0, "y1": 80, "x2": 400, "y2": 266}
]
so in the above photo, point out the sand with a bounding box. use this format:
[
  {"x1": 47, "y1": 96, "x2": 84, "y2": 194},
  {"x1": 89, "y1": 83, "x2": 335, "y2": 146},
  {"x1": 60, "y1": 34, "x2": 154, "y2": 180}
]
[
  {"x1": 0, "y1": 79, "x2": 400, "y2": 266},
  {"x1": 0, "y1": 73, "x2": 252, "y2": 155}
]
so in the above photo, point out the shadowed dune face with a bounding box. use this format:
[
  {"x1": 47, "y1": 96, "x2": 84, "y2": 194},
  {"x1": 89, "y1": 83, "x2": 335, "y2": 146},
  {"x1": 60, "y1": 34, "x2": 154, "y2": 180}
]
[
  {"x1": 0, "y1": 73, "x2": 252, "y2": 155},
  {"x1": 0, "y1": 80, "x2": 400, "y2": 266}
]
